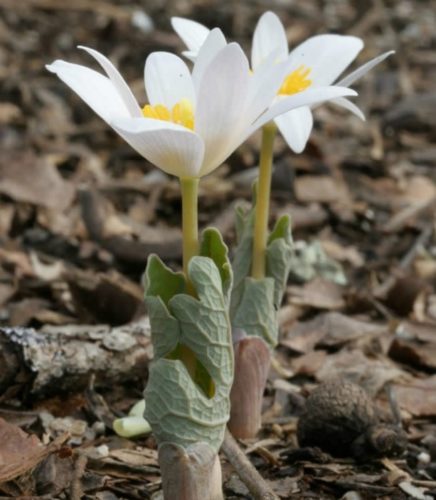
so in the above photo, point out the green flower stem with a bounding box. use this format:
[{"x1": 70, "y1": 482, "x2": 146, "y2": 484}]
[
  {"x1": 180, "y1": 176, "x2": 200, "y2": 295},
  {"x1": 179, "y1": 176, "x2": 200, "y2": 379},
  {"x1": 251, "y1": 121, "x2": 277, "y2": 279}
]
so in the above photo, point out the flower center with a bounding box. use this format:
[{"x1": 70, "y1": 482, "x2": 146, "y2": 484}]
[
  {"x1": 142, "y1": 98, "x2": 194, "y2": 130},
  {"x1": 279, "y1": 65, "x2": 312, "y2": 95}
]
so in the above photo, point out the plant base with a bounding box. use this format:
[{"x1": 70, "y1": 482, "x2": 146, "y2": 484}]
[
  {"x1": 228, "y1": 336, "x2": 270, "y2": 439},
  {"x1": 158, "y1": 442, "x2": 224, "y2": 500}
]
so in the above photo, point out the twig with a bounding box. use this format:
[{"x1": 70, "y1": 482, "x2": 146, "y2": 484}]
[
  {"x1": 70, "y1": 454, "x2": 88, "y2": 500},
  {"x1": 221, "y1": 428, "x2": 279, "y2": 500}
]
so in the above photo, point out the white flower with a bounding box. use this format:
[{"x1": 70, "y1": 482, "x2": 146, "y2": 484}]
[
  {"x1": 172, "y1": 13, "x2": 394, "y2": 153},
  {"x1": 47, "y1": 31, "x2": 356, "y2": 178}
]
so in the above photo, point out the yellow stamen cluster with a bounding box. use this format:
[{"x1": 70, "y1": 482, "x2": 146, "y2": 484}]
[
  {"x1": 142, "y1": 98, "x2": 195, "y2": 130},
  {"x1": 279, "y1": 65, "x2": 312, "y2": 95}
]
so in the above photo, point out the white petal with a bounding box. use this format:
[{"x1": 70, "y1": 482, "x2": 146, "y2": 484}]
[
  {"x1": 171, "y1": 17, "x2": 210, "y2": 56},
  {"x1": 248, "y1": 86, "x2": 357, "y2": 134},
  {"x1": 46, "y1": 60, "x2": 131, "y2": 122},
  {"x1": 181, "y1": 50, "x2": 198, "y2": 62},
  {"x1": 329, "y1": 97, "x2": 365, "y2": 120},
  {"x1": 288, "y1": 34, "x2": 364, "y2": 86},
  {"x1": 195, "y1": 43, "x2": 250, "y2": 177},
  {"x1": 144, "y1": 52, "x2": 195, "y2": 108},
  {"x1": 112, "y1": 118, "x2": 204, "y2": 178},
  {"x1": 78, "y1": 46, "x2": 141, "y2": 117},
  {"x1": 251, "y1": 11, "x2": 288, "y2": 70},
  {"x1": 274, "y1": 107, "x2": 313, "y2": 153},
  {"x1": 336, "y1": 50, "x2": 395, "y2": 86},
  {"x1": 191, "y1": 28, "x2": 227, "y2": 91},
  {"x1": 245, "y1": 51, "x2": 293, "y2": 126}
]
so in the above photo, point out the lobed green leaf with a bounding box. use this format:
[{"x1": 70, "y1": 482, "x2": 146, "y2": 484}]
[{"x1": 143, "y1": 232, "x2": 233, "y2": 452}]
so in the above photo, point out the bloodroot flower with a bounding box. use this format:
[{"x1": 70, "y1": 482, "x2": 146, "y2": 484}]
[
  {"x1": 47, "y1": 30, "x2": 356, "y2": 178},
  {"x1": 172, "y1": 12, "x2": 394, "y2": 153}
]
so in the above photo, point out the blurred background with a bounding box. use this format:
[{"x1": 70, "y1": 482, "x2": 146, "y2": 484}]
[
  {"x1": 0, "y1": 0, "x2": 435, "y2": 327},
  {"x1": 1, "y1": 2, "x2": 436, "y2": 498}
]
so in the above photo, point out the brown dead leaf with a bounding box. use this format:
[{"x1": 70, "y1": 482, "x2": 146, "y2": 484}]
[
  {"x1": 361, "y1": 175, "x2": 436, "y2": 211},
  {"x1": 0, "y1": 417, "x2": 42, "y2": 483},
  {"x1": 320, "y1": 239, "x2": 364, "y2": 268},
  {"x1": 389, "y1": 338, "x2": 436, "y2": 371},
  {"x1": 33, "y1": 453, "x2": 74, "y2": 497},
  {"x1": 287, "y1": 279, "x2": 345, "y2": 310},
  {"x1": 395, "y1": 320, "x2": 436, "y2": 343},
  {"x1": 383, "y1": 92, "x2": 436, "y2": 132},
  {"x1": 109, "y1": 448, "x2": 158, "y2": 467},
  {"x1": 291, "y1": 350, "x2": 328, "y2": 376},
  {"x1": 294, "y1": 175, "x2": 350, "y2": 204},
  {"x1": 280, "y1": 321, "x2": 325, "y2": 354},
  {"x1": 103, "y1": 214, "x2": 136, "y2": 237},
  {"x1": 393, "y1": 376, "x2": 436, "y2": 417},
  {"x1": 0, "y1": 282, "x2": 16, "y2": 308},
  {"x1": 268, "y1": 476, "x2": 300, "y2": 498},
  {"x1": 68, "y1": 269, "x2": 145, "y2": 325},
  {"x1": 384, "y1": 275, "x2": 431, "y2": 316},
  {"x1": 281, "y1": 313, "x2": 383, "y2": 353},
  {"x1": 315, "y1": 349, "x2": 404, "y2": 396},
  {"x1": 0, "y1": 248, "x2": 34, "y2": 277},
  {"x1": 388, "y1": 320, "x2": 436, "y2": 370},
  {"x1": 414, "y1": 258, "x2": 436, "y2": 280},
  {"x1": 37, "y1": 206, "x2": 81, "y2": 237},
  {"x1": 0, "y1": 102, "x2": 21, "y2": 124},
  {"x1": 428, "y1": 295, "x2": 436, "y2": 321},
  {"x1": 0, "y1": 152, "x2": 75, "y2": 210},
  {"x1": 0, "y1": 203, "x2": 14, "y2": 236},
  {"x1": 399, "y1": 176, "x2": 436, "y2": 205},
  {"x1": 277, "y1": 203, "x2": 328, "y2": 230},
  {"x1": 8, "y1": 298, "x2": 54, "y2": 327}
]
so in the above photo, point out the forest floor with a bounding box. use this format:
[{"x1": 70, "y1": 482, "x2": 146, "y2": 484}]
[{"x1": 0, "y1": 0, "x2": 436, "y2": 498}]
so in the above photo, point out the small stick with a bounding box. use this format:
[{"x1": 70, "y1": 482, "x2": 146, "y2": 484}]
[
  {"x1": 70, "y1": 454, "x2": 87, "y2": 500},
  {"x1": 221, "y1": 428, "x2": 279, "y2": 500}
]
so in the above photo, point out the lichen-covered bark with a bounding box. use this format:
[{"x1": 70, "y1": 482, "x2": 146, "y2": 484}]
[{"x1": 0, "y1": 319, "x2": 151, "y2": 397}]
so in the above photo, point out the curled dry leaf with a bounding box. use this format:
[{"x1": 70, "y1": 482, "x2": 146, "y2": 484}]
[
  {"x1": 389, "y1": 321, "x2": 436, "y2": 371},
  {"x1": 393, "y1": 376, "x2": 436, "y2": 417},
  {"x1": 0, "y1": 417, "x2": 67, "y2": 483},
  {"x1": 0, "y1": 152, "x2": 75, "y2": 210}
]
